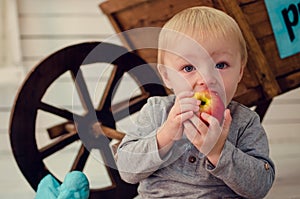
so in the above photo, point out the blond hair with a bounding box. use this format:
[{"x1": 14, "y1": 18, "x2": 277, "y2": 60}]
[{"x1": 158, "y1": 6, "x2": 248, "y2": 66}]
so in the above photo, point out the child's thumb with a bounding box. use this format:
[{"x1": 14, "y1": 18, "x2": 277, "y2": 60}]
[{"x1": 221, "y1": 109, "x2": 232, "y2": 135}]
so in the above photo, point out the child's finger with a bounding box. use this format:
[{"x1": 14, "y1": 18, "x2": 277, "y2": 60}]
[
  {"x1": 200, "y1": 112, "x2": 220, "y2": 127},
  {"x1": 174, "y1": 111, "x2": 194, "y2": 123},
  {"x1": 183, "y1": 120, "x2": 202, "y2": 146},
  {"x1": 189, "y1": 115, "x2": 208, "y2": 135},
  {"x1": 177, "y1": 103, "x2": 199, "y2": 113},
  {"x1": 176, "y1": 91, "x2": 194, "y2": 99},
  {"x1": 179, "y1": 97, "x2": 200, "y2": 106},
  {"x1": 173, "y1": 97, "x2": 200, "y2": 115},
  {"x1": 221, "y1": 109, "x2": 232, "y2": 135}
]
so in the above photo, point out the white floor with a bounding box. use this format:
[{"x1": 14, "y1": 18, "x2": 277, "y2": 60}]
[{"x1": 0, "y1": 71, "x2": 299, "y2": 198}]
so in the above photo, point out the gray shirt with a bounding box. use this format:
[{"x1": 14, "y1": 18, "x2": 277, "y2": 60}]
[{"x1": 116, "y1": 95, "x2": 275, "y2": 198}]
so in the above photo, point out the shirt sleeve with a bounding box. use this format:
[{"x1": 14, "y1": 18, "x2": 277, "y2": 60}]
[
  {"x1": 206, "y1": 111, "x2": 275, "y2": 198},
  {"x1": 115, "y1": 97, "x2": 172, "y2": 184}
]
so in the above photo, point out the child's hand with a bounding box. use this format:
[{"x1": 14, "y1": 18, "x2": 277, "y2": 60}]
[
  {"x1": 156, "y1": 91, "x2": 199, "y2": 156},
  {"x1": 167, "y1": 91, "x2": 200, "y2": 139},
  {"x1": 183, "y1": 109, "x2": 232, "y2": 166}
]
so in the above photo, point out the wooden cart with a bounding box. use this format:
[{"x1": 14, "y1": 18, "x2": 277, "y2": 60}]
[
  {"x1": 100, "y1": 0, "x2": 300, "y2": 116},
  {"x1": 9, "y1": 0, "x2": 300, "y2": 198}
]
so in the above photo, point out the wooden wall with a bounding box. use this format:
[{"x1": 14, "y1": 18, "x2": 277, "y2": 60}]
[{"x1": 18, "y1": 0, "x2": 115, "y2": 70}]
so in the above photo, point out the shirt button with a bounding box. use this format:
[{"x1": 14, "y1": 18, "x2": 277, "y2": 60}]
[
  {"x1": 264, "y1": 163, "x2": 270, "y2": 170},
  {"x1": 188, "y1": 155, "x2": 197, "y2": 163}
]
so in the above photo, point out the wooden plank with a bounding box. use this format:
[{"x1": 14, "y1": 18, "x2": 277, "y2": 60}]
[
  {"x1": 114, "y1": 0, "x2": 214, "y2": 30},
  {"x1": 19, "y1": 16, "x2": 115, "y2": 35},
  {"x1": 18, "y1": 0, "x2": 104, "y2": 15},
  {"x1": 21, "y1": 39, "x2": 109, "y2": 57},
  {"x1": 241, "y1": 0, "x2": 273, "y2": 39},
  {"x1": 263, "y1": 104, "x2": 300, "y2": 123},
  {"x1": 237, "y1": 0, "x2": 257, "y2": 5},
  {"x1": 277, "y1": 71, "x2": 300, "y2": 93},
  {"x1": 100, "y1": 0, "x2": 214, "y2": 34},
  {"x1": 21, "y1": 39, "x2": 88, "y2": 57},
  {"x1": 23, "y1": 60, "x2": 40, "y2": 69},
  {"x1": 100, "y1": 0, "x2": 149, "y2": 15},
  {"x1": 233, "y1": 87, "x2": 264, "y2": 107},
  {"x1": 273, "y1": 87, "x2": 300, "y2": 100},
  {"x1": 21, "y1": 61, "x2": 117, "y2": 78},
  {"x1": 218, "y1": 0, "x2": 281, "y2": 99},
  {"x1": 20, "y1": 39, "x2": 123, "y2": 68},
  {"x1": 259, "y1": 35, "x2": 300, "y2": 77},
  {"x1": 0, "y1": 112, "x2": 15, "y2": 131}
]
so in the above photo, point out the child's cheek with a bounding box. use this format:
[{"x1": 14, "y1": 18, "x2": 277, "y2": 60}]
[{"x1": 169, "y1": 73, "x2": 193, "y2": 94}]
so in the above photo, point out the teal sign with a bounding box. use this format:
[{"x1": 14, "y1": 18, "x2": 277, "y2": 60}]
[{"x1": 264, "y1": 0, "x2": 300, "y2": 59}]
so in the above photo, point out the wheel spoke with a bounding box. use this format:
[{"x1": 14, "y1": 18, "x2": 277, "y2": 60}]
[
  {"x1": 97, "y1": 65, "x2": 125, "y2": 111},
  {"x1": 39, "y1": 132, "x2": 79, "y2": 159},
  {"x1": 99, "y1": 144, "x2": 118, "y2": 172},
  {"x1": 98, "y1": 66, "x2": 117, "y2": 110},
  {"x1": 47, "y1": 121, "x2": 76, "y2": 139},
  {"x1": 71, "y1": 69, "x2": 95, "y2": 113},
  {"x1": 71, "y1": 144, "x2": 90, "y2": 171},
  {"x1": 39, "y1": 102, "x2": 81, "y2": 121},
  {"x1": 112, "y1": 93, "x2": 149, "y2": 121},
  {"x1": 92, "y1": 122, "x2": 125, "y2": 140}
]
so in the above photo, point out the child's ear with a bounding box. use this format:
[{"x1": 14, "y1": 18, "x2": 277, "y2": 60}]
[
  {"x1": 238, "y1": 63, "x2": 245, "y2": 82},
  {"x1": 158, "y1": 64, "x2": 172, "y2": 89}
]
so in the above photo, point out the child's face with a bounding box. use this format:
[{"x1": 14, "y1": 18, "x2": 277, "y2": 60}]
[{"x1": 159, "y1": 34, "x2": 244, "y2": 106}]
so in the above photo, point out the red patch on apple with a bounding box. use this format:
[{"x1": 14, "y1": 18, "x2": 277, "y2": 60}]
[{"x1": 193, "y1": 90, "x2": 225, "y2": 124}]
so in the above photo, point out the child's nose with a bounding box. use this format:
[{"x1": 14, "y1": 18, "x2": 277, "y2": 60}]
[{"x1": 195, "y1": 69, "x2": 217, "y2": 88}]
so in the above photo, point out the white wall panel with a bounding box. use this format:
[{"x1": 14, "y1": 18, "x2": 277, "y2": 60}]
[
  {"x1": 18, "y1": 0, "x2": 116, "y2": 72},
  {"x1": 21, "y1": 37, "x2": 122, "y2": 57},
  {"x1": 18, "y1": 0, "x2": 105, "y2": 15},
  {"x1": 19, "y1": 16, "x2": 114, "y2": 36},
  {"x1": 21, "y1": 39, "x2": 103, "y2": 57}
]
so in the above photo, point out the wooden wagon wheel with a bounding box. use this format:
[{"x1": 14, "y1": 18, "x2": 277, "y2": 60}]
[{"x1": 9, "y1": 42, "x2": 167, "y2": 198}]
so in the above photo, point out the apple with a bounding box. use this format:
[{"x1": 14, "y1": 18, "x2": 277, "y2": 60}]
[{"x1": 193, "y1": 90, "x2": 225, "y2": 124}]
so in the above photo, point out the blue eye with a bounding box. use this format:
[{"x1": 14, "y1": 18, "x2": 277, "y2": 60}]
[
  {"x1": 183, "y1": 65, "x2": 196, "y2": 72},
  {"x1": 215, "y1": 62, "x2": 228, "y2": 69}
]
